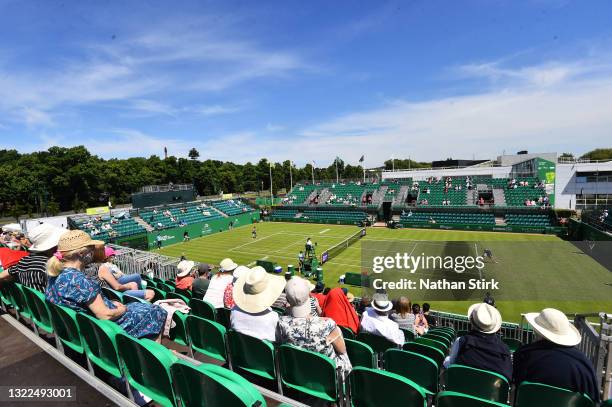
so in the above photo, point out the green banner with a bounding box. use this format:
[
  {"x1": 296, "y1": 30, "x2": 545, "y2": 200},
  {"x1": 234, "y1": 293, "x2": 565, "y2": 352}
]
[
  {"x1": 536, "y1": 158, "x2": 556, "y2": 206},
  {"x1": 148, "y1": 212, "x2": 260, "y2": 249},
  {"x1": 400, "y1": 221, "x2": 564, "y2": 235}
]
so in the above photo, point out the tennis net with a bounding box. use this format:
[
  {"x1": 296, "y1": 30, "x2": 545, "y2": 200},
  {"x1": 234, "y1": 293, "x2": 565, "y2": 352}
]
[{"x1": 321, "y1": 228, "x2": 366, "y2": 263}]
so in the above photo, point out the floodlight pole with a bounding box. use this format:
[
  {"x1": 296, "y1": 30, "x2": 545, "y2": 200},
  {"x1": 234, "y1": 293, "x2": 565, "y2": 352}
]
[
  {"x1": 335, "y1": 158, "x2": 339, "y2": 183},
  {"x1": 392, "y1": 156, "x2": 395, "y2": 172},
  {"x1": 289, "y1": 162, "x2": 293, "y2": 191},
  {"x1": 269, "y1": 162, "x2": 273, "y2": 201},
  {"x1": 311, "y1": 162, "x2": 315, "y2": 184}
]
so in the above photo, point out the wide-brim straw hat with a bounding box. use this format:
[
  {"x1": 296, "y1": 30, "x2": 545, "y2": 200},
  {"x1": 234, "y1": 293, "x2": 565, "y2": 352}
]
[
  {"x1": 177, "y1": 260, "x2": 196, "y2": 277},
  {"x1": 467, "y1": 303, "x2": 502, "y2": 334},
  {"x1": 524, "y1": 308, "x2": 581, "y2": 346},
  {"x1": 28, "y1": 224, "x2": 66, "y2": 252},
  {"x1": 233, "y1": 266, "x2": 286, "y2": 313},
  {"x1": 57, "y1": 230, "x2": 103, "y2": 252},
  {"x1": 219, "y1": 258, "x2": 238, "y2": 272}
]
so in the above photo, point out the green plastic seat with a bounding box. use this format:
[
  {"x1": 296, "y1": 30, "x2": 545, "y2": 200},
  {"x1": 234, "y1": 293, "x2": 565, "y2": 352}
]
[
  {"x1": 227, "y1": 329, "x2": 277, "y2": 381},
  {"x1": 356, "y1": 332, "x2": 399, "y2": 354},
  {"x1": 171, "y1": 360, "x2": 267, "y2": 407},
  {"x1": 515, "y1": 381, "x2": 595, "y2": 407},
  {"x1": 403, "y1": 341, "x2": 445, "y2": 367},
  {"x1": 159, "y1": 282, "x2": 175, "y2": 293},
  {"x1": 22, "y1": 286, "x2": 54, "y2": 335},
  {"x1": 456, "y1": 330, "x2": 469, "y2": 337},
  {"x1": 150, "y1": 287, "x2": 166, "y2": 302},
  {"x1": 101, "y1": 287, "x2": 123, "y2": 302},
  {"x1": 401, "y1": 328, "x2": 415, "y2": 342},
  {"x1": 445, "y1": 364, "x2": 510, "y2": 403},
  {"x1": 169, "y1": 311, "x2": 190, "y2": 347},
  {"x1": 436, "y1": 390, "x2": 509, "y2": 406},
  {"x1": 345, "y1": 338, "x2": 376, "y2": 368},
  {"x1": 166, "y1": 292, "x2": 190, "y2": 304},
  {"x1": 502, "y1": 337, "x2": 522, "y2": 352},
  {"x1": 349, "y1": 366, "x2": 427, "y2": 407},
  {"x1": 47, "y1": 302, "x2": 84, "y2": 354},
  {"x1": 190, "y1": 298, "x2": 216, "y2": 320},
  {"x1": 174, "y1": 288, "x2": 192, "y2": 300},
  {"x1": 76, "y1": 312, "x2": 123, "y2": 379},
  {"x1": 215, "y1": 307, "x2": 231, "y2": 329},
  {"x1": 424, "y1": 332, "x2": 451, "y2": 347},
  {"x1": 10, "y1": 283, "x2": 33, "y2": 321},
  {"x1": 384, "y1": 349, "x2": 439, "y2": 395},
  {"x1": 187, "y1": 315, "x2": 227, "y2": 362},
  {"x1": 278, "y1": 344, "x2": 339, "y2": 403},
  {"x1": 339, "y1": 325, "x2": 355, "y2": 339},
  {"x1": 415, "y1": 336, "x2": 448, "y2": 354},
  {"x1": 116, "y1": 333, "x2": 178, "y2": 407}
]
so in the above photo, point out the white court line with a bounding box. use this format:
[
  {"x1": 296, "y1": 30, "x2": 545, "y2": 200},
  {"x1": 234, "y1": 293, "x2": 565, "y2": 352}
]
[
  {"x1": 319, "y1": 228, "x2": 331, "y2": 234},
  {"x1": 228, "y1": 232, "x2": 282, "y2": 251}
]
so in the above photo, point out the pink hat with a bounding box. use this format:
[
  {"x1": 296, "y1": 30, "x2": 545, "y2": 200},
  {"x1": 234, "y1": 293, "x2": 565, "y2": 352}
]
[{"x1": 104, "y1": 247, "x2": 116, "y2": 258}]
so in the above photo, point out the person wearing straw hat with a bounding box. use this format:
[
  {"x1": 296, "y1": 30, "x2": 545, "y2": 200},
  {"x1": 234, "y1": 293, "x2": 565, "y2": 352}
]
[
  {"x1": 0, "y1": 223, "x2": 66, "y2": 292},
  {"x1": 513, "y1": 308, "x2": 599, "y2": 403},
  {"x1": 230, "y1": 266, "x2": 286, "y2": 342},
  {"x1": 359, "y1": 293, "x2": 405, "y2": 345},
  {"x1": 443, "y1": 303, "x2": 512, "y2": 381},
  {"x1": 204, "y1": 258, "x2": 237, "y2": 308},
  {"x1": 45, "y1": 230, "x2": 167, "y2": 341},
  {"x1": 175, "y1": 260, "x2": 196, "y2": 291},
  {"x1": 276, "y1": 277, "x2": 352, "y2": 374}
]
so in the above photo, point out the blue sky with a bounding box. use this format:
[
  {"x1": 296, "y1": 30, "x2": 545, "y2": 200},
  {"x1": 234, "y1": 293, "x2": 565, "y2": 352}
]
[{"x1": 0, "y1": 0, "x2": 611, "y2": 166}]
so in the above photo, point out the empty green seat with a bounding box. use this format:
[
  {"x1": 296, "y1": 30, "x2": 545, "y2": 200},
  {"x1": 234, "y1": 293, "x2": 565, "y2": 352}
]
[
  {"x1": 403, "y1": 342, "x2": 445, "y2": 367},
  {"x1": 414, "y1": 337, "x2": 448, "y2": 354},
  {"x1": 22, "y1": 286, "x2": 54, "y2": 335},
  {"x1": 116, "y1": 333, "x2": 177, "y2": 407},
  {"x1": 502, "y1": 337, "x2": 522, "y2": 352},
  {"x1": 345, "y1": 338, "x2": 376, "y2": 368},
  {"x1": 76, "y1": 312, "x2": 124, "y2": 380},
  {"x1": 215, "y1": 307, "x2": 231, "y2": 329},
  {"x1": 227, "y1": 329, "x2": 277, "y2": 383},
  {"x1": 339, "y1": 325, "x2": 355, "y2": 339},
  {"x1": 436, "y1": 390, "x2": 509, "y2": 406},
  {"x1": 349, "y1": 366, "x2": 427, "y2": 407},
  {"x1": 47, "y1": 301, "x2": 84, "y2": 354},
  {"x1": 384, "y1": 349, "x2": 439, "y2": 395},
  {"x1": 278, "y1": 344, "x2": 339, "y2": 403},
  {"x1": 356, "y1": 332, "x2": 399, "y2": 354},
  {"x1": 445, "y1": 364, "x2": 510, "y2": 403},
  {"x1": 171, "y1": 361, "x2": 266, "y2": 407},
  {"x1": 515, "y1": 381, "x2": 594, "y2": 407},
  {"x1": 187, "y1": 315, "x2": 227, "y2": 362},
  {"x1": 190, "y1": 298, "x2": 216, "y2": 320},
  {"x1": 169, "y1": 311, "x2": 190, "y2": 348}
]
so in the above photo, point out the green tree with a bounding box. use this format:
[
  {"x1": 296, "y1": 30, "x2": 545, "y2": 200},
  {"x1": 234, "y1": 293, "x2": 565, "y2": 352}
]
[
  {"x1": 188, "y1": 148, "x2": 200, "y2": 160},
  {"x1": 580, "y1": 148, "x2": 612, "y2": 161}
]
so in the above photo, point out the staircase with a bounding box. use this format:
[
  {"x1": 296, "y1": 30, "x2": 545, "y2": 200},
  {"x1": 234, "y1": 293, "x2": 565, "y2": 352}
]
[
  {"x1": 317, "y1": 188, "x2": 332, "y2": 205},
  {"x1": 492, "y1": 188, "x2": 506, "y2": 206},
  {"x1": 466, "y1": 189, "x2": 478, "y2": 205},
  {"x1": 371, "y1": 185, "x2": 388, "y2": 207},
  {"x1": 393, "y1": 185, "x2": 409, "y2": 206},
  {"x1": 305, "y1": 190, "x2": 319, "y2": 205},
  {"x1": 495, "y1": 217, "x2": 507, "y2": 226},
  {"x1": 134, "y1": 216, "x2": 154, "y2": 232}
]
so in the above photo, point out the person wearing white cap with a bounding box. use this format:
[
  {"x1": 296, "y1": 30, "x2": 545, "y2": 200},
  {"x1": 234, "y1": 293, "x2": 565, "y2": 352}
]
[
  {"x1": 230, "y1": 266, "x2": 286, "y2": 342},
  {"x1": 204, "y1": 258, "x2": 237, "y2": 308},
  {"x1": 0, "y1": 223, "x2": 66, "y2": 292},
  {"x1": 175, "y1": 260, "x2": 196, "y2": 291},
  {"x1": 443, "y1": 303, "x2": 512, "y2": 381},
  {"x1": 276, "y1": 277, "x2": 352, "y2": 374},
  {"x1": 359, "y1": 293, "x2": 405, "y2": 345},
  {"x1": 513, "y1": 308, "x2": 599, "y2": 403}
]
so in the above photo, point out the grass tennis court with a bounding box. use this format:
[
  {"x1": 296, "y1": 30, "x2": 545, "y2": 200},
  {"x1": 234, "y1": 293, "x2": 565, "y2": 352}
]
[{"x1": 155, "y1": 222, "x2": 611, "y2": 322}]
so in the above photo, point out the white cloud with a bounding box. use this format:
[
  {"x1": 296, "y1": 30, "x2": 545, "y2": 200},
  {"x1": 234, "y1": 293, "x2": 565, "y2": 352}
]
[
  {"x1": 265, "y1": 123, "x2": 285, "y2": 132},
  {"x1": 187, "y1": 105, "x2": 241, "y2": 117}
]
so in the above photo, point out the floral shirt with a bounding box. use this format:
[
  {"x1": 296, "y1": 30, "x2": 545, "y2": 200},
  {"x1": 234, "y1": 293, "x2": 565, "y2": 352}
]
[
  {"x1": 223, "y1": 283, "x2": 235, "y2": 309},
  {"x1": 46, "y1": 268, "x2": 167, "y2": 339},
  {"x1": 277, "y1": 316, "x2": 352, "y2": 373}
]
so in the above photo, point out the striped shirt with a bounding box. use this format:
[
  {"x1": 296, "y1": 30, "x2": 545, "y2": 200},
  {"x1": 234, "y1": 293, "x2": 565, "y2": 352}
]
[{"x1": 8, "y1": 252, "x2": 49, "y2": 292}]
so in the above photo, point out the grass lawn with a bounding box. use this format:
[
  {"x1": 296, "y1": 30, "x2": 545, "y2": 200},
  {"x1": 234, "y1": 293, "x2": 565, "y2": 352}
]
[{"x1": 155, "y1": 221, "x2": 611, "y2": 323}]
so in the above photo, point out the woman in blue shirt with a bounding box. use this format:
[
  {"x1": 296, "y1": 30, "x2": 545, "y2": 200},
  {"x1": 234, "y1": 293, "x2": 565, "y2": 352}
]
[{"x1": 46, "y1": 230, "x2": 166, "y2": 340}]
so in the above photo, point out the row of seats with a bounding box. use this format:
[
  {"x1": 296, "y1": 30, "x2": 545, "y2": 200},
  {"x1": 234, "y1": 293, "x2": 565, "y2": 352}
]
[
  {"x1": 211, "y1": 200, "x2": 254, "y2": 216},
  {"x1": 140, "y1": 204, "x2": 224, "y2": 229},
  {"x1": 269, "y1": 209, "x2": 298, "y2": 220},
  {"x1": 505, "y1": 214, "x2": 552, "y2": 226},
  {"x1": 73, "y1": 216, "x2": 147, "y2": 242},
  {"x1": 301, "y1": 210, "x2": 367, "y2": 222},
  {"x1": 1, "y1": 280, "x2": 597, "y2": 406},
  {"x1": 400, "y1": 212, "x2": 495, "y2": 225}
]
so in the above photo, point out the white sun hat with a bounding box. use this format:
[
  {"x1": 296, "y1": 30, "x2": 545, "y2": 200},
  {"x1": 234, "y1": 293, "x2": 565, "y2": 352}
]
[
  {"x1": 467, "y1": 303, "x2": 502, "y2": 334},
  {"x1": 371, "y1": 293, "x2": 393, "y2": 312},
  {"x1": 285, "y1": 277, "x2": 312, "y2": 317},
  {"x1": 219, "y1": 258, "x2": 238, "y2": 272},
  {"x1": 177, "y1": 260, "x2": 195, "y2": 277},
  {"x1": 524, "y1": 308, "x2": 581, "y2": 346},
  {"x1": 27, "y1": 224, "x2": 66, "y2": 252},
  {"x1": 233, "y1": 266, "x2": 286, "y2": 313}
]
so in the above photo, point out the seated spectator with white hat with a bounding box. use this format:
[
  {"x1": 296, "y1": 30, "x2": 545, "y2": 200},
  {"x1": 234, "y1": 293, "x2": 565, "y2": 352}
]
[
  {"x1": 443, "y1": 303, "x2": 512, "y2": 381},
  {"x1": 0, "y1": 223, "x2": 66, "y2": 292},
  {"x1": 359, "y1": 293, "x2": 405, "y2": 345},
  {"x1": 230, "y1": 266, "x2": 286, "y2": 342},
  {"x1": 175, "y1": 260, "x2": 196, "y2": 291},
  {"x1": 204, "y1": 258, "x2": 237, "y2": 308},
  {"x1": 513, "y1": 308, "x2": 599, "y2": 403}
]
